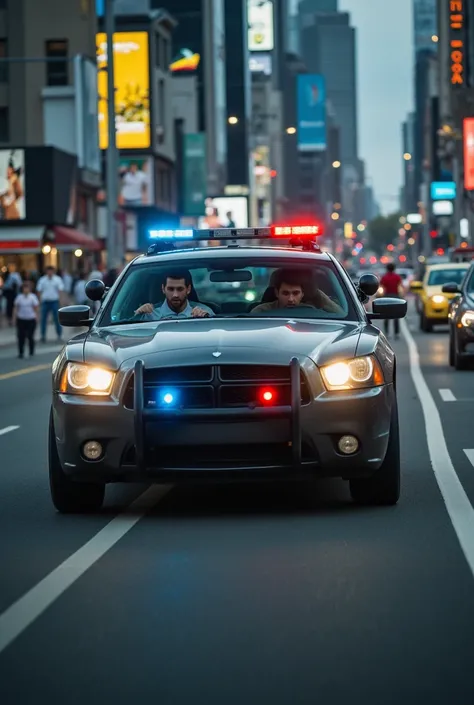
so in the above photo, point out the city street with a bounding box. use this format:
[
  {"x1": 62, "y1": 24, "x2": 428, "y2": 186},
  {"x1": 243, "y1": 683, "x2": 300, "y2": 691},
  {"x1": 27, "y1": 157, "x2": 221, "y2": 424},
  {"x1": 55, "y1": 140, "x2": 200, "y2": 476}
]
[{"x1": 0, "y1": 304, "x2": 474, "y2": 704}]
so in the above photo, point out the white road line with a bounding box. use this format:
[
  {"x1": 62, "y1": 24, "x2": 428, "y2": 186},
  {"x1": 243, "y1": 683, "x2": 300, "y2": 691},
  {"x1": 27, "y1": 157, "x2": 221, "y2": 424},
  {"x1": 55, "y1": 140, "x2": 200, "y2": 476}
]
[
  {"x1": 0, "y1": 425, "x2": 20, "y2": 436},
  {"x1": 401, "y1": 318, "x2": 474, "y2": 579},
  {"x1": 0, "y1": 484, "x2": 170, "y2": 655},
  {"x1": 439, "y1": 389, "x2": 457, "y2": 402},
  {"x1": 464, "y1": 450, "x2": 474, "y2": 467}
]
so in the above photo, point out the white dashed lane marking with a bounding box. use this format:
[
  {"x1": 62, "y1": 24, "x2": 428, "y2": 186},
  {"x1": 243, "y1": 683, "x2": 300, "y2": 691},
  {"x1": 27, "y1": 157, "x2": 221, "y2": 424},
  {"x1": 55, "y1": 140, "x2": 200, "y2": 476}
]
[
  {"x1": 439, "y1": 389, "x2": 456, "y2": 402},
  {"x1": 0, "y1": 426, "x2": 20, "y2": 436},
  {"x1": 464, "y1": 450, "x2": 474, "y2": 467}
]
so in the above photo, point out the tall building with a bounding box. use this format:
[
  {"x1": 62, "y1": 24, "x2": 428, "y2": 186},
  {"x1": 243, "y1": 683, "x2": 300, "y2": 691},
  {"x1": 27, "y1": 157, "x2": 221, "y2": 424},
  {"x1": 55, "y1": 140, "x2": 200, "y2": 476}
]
[
  {"x1": 154, "y1": 0, "x2": 227, "y2": 198},
  {"x1": 411, "y1": 0, "x2": 437, "y2": 246},
  {"x1": 224, "y1": 0, "x2": 252, "y2": 190},
  {"x1": 299, "y1": 9, "x2": 359, "y2": 222},
  {"x1": 0, "y1": 0, "x2": 102, "y2": 273}
]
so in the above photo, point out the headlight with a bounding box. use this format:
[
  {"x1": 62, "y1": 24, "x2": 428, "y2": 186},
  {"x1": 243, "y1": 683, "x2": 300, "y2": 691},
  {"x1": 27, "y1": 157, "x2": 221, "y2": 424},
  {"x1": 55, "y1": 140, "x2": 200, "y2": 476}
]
[
  {"x1": 320, "y1": 355, "x2": 384, "y2": 391},
  {"x1": 377, "y1": 286, "x2": 384, "y2": 296},
  {"x1": 59, "y1": 363, "x2": 115, "y2": 395},
  {"x1": 431, "y1": 295, "x2": 445, "y2": 304},
  {"x1": 461, "y1": 311, "x2": 474, "y2": 327}
]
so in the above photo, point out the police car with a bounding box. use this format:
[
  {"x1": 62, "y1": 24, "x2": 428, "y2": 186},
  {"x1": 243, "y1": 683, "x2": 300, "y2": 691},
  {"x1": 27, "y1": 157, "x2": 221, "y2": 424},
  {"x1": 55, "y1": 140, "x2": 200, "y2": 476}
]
[{"x1": 49, "y1": 226, "x2": 407, "y2": 513}]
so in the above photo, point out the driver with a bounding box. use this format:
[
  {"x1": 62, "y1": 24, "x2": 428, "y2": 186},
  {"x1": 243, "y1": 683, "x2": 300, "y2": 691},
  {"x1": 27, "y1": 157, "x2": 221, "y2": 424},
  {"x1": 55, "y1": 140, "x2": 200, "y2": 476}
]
[
  {"x1": 134, "y1": 269, "x2": 214, "y2": 319},
  {"x1": 252, "y1": 268, "x2": 343, "y2": 315}
]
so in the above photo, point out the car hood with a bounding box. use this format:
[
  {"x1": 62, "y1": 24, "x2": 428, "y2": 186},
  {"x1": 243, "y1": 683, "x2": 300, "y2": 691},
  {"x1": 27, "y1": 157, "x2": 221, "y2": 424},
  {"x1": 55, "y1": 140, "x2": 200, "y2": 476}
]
[{"x1": 82, "y1": 318, "x2": 363, "y2": 370}]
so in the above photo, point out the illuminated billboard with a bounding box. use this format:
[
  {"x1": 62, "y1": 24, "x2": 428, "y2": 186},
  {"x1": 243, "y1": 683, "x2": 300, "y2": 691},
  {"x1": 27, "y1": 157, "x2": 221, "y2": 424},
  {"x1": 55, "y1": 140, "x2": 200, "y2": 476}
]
[
  {"x1": 464, "y1": 118, "x2": 474, "y2": 190},
  {"x1": 97, "y1": 32, "x2": 150, "y2": 150},
  {"x1": 248, "y1": 0, "x2": 274, "y2": 52}
]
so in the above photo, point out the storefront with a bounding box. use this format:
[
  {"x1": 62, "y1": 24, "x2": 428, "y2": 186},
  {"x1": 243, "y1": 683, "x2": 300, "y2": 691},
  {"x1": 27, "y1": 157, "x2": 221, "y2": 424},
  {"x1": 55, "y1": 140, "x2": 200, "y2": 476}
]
[{"x1": 0, "y1": 145, "x2": 102, "y2": 279}]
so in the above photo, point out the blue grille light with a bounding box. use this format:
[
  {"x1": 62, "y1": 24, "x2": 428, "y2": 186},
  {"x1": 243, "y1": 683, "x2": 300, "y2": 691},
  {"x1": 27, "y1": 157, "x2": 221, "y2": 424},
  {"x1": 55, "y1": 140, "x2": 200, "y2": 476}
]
[
  {"x1": 160, "y1": 389, "x2": 178, "y2": 406},
  {"x1": 149, "y1": 229, "x2": 194, "y2": 239}
]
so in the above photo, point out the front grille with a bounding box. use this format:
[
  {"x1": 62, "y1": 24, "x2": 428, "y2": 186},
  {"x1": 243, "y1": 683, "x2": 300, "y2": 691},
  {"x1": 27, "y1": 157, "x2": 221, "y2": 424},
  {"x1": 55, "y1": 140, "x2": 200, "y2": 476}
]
[
  {"x1": 218, "y1": 365, "x2": 291, "y2": 382},
  {"x1": 123, "y1": 364, "x2": 311, "y2": 410}
]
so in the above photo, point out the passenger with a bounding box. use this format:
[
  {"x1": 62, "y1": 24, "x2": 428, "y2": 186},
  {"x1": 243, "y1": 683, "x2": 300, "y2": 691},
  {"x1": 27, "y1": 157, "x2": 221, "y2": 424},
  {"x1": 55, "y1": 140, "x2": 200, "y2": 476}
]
[
  {"x1": 252, "y1": 268, "x2": 343, "y2": 315},
  {"x1": 134, "y1": 269, "x2": 214, "y2": 319}
]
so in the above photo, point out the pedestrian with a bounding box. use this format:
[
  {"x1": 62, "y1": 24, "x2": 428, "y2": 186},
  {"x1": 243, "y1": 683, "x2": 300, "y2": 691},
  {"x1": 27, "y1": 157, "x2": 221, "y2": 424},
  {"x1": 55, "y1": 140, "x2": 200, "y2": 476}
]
[
  {"x1": 36, "y1": 265, "x2": 64, "y2": 343},
  {"x1": 2, "y1": 265, "x2": 22, "y2": 325},
  {"x1": 13, "y1": 280, "x2": 39, "y2": 358},
  {"x1": 379, "y1": 262, "x2": 403, "y2": 338}
]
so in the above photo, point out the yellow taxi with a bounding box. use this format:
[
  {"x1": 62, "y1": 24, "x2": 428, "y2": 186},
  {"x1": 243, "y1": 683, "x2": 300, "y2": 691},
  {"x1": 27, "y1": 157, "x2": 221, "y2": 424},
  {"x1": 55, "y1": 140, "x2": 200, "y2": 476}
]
[{"x1": 410, "y1": 262, "x2": 470, "y2": 331}]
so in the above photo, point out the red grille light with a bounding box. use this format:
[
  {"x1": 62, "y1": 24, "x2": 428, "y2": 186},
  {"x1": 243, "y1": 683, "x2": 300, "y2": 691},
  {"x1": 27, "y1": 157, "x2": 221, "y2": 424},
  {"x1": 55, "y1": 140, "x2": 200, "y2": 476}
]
[{"x1": 259, "y1": 388, "x2": 276, "y2": 404}]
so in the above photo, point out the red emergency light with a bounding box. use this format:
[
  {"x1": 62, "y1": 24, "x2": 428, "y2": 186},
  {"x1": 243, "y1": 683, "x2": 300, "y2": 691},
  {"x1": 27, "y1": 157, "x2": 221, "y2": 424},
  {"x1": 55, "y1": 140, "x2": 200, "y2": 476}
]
[
  {"x1": 259, "y1": 388, "x2": 276, "y2": 404},
  {"x1": 272, "y1": 225, "x2": 321, "y2": 237}
]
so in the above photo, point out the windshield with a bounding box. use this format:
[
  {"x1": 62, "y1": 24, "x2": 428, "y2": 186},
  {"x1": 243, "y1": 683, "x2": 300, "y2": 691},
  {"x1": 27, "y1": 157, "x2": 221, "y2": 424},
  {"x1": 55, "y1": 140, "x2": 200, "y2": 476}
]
[
  {"x1": 427, "y1": 268, "x2": 468, "y2": 286},
  {"x1": 99, "y1": 257, "x2": 357, "y2": 326}
]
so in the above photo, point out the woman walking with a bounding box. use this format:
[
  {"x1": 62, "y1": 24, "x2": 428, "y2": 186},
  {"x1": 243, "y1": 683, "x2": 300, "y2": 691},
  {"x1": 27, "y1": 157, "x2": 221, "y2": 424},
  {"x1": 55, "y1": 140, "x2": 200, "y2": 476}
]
[{"x1": 13, "y1": 281, "x2": 39, "y2": 358}]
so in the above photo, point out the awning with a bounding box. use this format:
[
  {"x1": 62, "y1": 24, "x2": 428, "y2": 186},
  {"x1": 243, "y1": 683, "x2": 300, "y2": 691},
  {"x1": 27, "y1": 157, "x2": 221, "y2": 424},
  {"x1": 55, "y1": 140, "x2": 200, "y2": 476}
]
[
  {"x1": 52, "y1": 226, "x2": 102, "y2": 252},
  {"x1": 0, "y1": 226, "x2": 45, "y2": 254}
]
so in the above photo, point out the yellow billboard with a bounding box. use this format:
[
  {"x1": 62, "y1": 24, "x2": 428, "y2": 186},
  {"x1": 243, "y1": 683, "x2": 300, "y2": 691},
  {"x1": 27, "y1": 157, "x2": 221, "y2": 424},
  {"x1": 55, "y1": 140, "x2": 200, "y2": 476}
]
[{"x1": 97, "y1": 31, "x2": 150, "y2": 150}]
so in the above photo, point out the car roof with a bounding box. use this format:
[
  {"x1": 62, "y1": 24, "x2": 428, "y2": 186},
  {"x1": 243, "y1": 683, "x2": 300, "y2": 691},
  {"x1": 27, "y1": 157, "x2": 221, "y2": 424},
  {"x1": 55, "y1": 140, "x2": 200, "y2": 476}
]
[
  {"x1": 425, "y1": 262, "x2": 471, "y2": 271},
  {"x1": 132, "y1": 245, "x2": 334, "y2": 266}
]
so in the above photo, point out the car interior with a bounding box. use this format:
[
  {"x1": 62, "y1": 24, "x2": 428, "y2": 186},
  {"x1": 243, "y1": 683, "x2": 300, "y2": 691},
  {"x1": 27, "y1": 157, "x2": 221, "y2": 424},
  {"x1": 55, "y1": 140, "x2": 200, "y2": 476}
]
[{"x1": 107, "y1": 264, "x2": 348, "y2": 321}]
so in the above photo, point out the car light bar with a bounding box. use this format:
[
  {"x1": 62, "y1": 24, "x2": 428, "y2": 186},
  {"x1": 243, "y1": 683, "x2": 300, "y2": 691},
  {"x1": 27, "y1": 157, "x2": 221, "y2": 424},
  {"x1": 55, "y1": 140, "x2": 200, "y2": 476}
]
[{"x1": 148, "y1": 225, "x2": 321, "y2": 241}]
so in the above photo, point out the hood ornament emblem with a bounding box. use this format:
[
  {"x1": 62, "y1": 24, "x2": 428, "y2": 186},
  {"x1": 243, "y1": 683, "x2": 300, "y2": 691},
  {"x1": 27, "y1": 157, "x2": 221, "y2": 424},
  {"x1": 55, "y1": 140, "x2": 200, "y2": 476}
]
[{"x1": 212, "y1": 351, "x2": 221, "y2": 358}]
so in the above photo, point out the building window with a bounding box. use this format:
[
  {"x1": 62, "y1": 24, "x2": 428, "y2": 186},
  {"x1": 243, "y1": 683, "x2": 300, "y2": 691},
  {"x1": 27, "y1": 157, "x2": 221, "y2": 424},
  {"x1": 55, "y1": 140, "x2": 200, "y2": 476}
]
[
  {"x1": 0, "y1": 107, "x2": 9, "y2": 141},
  {"x1": 0, "y1": 39, "x2": 7, "y2": 82},
  {"x1": 45, "y1": 40, "x2": 68, "y2": 86}
]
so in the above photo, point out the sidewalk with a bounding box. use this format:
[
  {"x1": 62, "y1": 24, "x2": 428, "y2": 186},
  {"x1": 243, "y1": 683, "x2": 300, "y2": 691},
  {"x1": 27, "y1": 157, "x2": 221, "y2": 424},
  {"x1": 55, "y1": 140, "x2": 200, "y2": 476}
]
[{"x1": 0, "y1": 322, "x2": 85, "y2": 349}]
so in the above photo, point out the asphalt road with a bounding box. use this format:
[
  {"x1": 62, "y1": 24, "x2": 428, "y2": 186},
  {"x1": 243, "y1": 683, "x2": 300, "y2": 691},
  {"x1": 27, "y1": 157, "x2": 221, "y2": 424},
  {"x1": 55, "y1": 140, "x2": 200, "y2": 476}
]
[{"x1": 1, "y1": 303, "x2": 474, "y2": 704}]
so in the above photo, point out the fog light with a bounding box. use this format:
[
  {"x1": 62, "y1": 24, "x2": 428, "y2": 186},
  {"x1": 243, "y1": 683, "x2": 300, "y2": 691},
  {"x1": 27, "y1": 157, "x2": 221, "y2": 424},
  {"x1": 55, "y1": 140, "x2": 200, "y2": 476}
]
[
  {"x1": 338, "y1": 435, "x2": 359, "y2": 455},
  {"x1": 83, "y1": 440, "x2": 103, "y2": 461}
]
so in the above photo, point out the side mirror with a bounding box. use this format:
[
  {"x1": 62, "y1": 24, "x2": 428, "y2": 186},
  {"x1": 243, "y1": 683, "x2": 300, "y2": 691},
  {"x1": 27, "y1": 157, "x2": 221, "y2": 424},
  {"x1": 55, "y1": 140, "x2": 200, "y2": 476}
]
[
  {"x1": 371, "y1": 297, "x2": 407, "y2": 320},
  {"x1": 410, "y1": 280, "x2": 423, "y2": 291},
  {"x1": 358, "y1": 273, "x2": 379, "y2": 297},
  {"x1": 441, "y1": 282, "x2": 460, "y2": 294},
  {"x1": 58, "y1": 305, "x2": 92, "y2": 328},
  {"x1": 85, "y1": 279, "x2": 106, "y2": 302}
]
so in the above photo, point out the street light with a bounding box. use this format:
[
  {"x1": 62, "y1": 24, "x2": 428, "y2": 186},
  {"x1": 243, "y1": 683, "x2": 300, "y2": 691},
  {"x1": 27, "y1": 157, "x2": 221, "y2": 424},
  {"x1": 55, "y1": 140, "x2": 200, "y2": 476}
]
[
  {"x1": 432, "y1": 35, "x2": 439, "y2": 43},
  {"x1": 332, "y1": 160, "x2": 341, "y2": 168},
  {"x1": 331, "y1": 212, "x2": 340, "y2": 220},
  {"x1": 286, "y1": 127, "x2": 296, "y2": 134},
  {"x1": 228, "y1": 116, "x2": 238, "y2": 124},
  {"x1": 403, "y1": 153, "x2": 412, "y2": 161}
]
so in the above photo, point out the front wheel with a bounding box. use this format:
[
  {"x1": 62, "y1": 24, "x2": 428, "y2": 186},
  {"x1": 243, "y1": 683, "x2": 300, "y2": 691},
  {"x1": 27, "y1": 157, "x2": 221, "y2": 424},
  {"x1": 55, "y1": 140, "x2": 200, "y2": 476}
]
[
  {"x1": 449, "y1": 331, "x2": 455, "y2": 367},
  {"x1": 49, "y1": 409, "x2": 105, "y2": 514},
  {"x1": 420, "y1": 311, "x2": 432, "y2": 332},
  {"x1": 349, "y1": 400, "x2": 400, "y2": 506}
]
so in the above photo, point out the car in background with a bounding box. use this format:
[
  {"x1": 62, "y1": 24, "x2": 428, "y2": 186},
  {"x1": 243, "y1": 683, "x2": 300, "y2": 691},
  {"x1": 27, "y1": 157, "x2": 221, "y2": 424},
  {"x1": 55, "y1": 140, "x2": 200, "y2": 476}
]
[
  {"x1": 444, "y1": 262, "x2": 474, "y2": 369},
  {"x1": 410, "y1": 262, "x2": 470, "y2": 332}
]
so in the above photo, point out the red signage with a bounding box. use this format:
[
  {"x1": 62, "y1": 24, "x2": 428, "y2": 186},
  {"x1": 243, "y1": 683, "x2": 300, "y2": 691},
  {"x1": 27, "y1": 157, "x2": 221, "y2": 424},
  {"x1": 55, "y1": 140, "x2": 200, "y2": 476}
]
[
  {"x1": 450, "y1": 1, "x2": 465, "y2": 86},
  {"x1": 464, "y1": 118, "x2": 474, "y2": 190}
]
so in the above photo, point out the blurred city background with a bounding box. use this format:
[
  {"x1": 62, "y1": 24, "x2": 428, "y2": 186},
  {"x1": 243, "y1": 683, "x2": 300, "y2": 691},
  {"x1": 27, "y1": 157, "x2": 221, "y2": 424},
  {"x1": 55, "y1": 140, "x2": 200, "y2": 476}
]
[{"x1": 0, "y1": 0, "x2": 471, "y2": 304}]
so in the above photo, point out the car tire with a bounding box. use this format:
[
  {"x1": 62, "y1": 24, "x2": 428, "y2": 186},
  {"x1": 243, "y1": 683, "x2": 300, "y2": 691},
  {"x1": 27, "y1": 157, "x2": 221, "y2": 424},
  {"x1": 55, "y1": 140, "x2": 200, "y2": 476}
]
[
  {"x1": 420, "y1": 311, "x2": 432, "y2": 332},
  {"x1": 454, "y1": 340, "x2": 468, "y2": 371},
  {"x1": 48, "y1": 409, "x2": 105, "y2": 514},
  {"x1": 349, "y1": 400, "x2": 400, "y2": 506},
  {"x1": 449, "y1": 331, "x2": 455, "y2": 367}
]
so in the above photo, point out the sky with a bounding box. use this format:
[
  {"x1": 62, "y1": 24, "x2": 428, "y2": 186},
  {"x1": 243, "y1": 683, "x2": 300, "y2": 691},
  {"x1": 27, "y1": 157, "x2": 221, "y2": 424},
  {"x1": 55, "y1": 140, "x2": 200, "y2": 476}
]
[{"x1": 292, "y1": 0, "x2": 414, "y2": 215}]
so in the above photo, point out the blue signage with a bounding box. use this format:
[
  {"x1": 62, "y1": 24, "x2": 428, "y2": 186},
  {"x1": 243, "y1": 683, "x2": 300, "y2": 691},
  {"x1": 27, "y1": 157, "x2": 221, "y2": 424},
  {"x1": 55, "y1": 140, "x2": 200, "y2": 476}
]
[
  {"x1": 96, "y1": 0, "x2": 104, "y2": 16},
  {"x1": 297, "y1": 74, "x2": 326, "y2": 152},
  {"x1": 431, "y1": 181, "x2": 456, "y2": 200}
]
